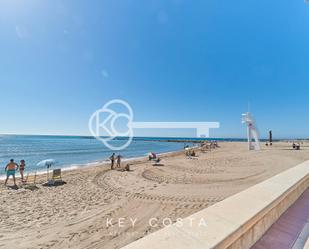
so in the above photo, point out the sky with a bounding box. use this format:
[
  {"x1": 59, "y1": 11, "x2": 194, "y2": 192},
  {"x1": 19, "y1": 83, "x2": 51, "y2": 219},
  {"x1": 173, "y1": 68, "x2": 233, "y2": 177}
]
[{"x1": 0, "y1": 0, "x2": 308, "y2": 139}]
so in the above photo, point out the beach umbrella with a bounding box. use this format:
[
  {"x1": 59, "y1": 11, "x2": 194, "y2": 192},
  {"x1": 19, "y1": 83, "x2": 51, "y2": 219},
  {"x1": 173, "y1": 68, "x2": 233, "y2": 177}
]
[{"x1": 37, "y1": 159, "x2": 57, "y2": 181}]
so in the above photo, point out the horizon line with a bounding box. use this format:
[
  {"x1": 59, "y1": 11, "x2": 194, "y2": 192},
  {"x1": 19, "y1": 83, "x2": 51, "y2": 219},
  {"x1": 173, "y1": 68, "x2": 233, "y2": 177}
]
[{"x1": 0, "y1": 133, "x2": 307, "y2": 140}]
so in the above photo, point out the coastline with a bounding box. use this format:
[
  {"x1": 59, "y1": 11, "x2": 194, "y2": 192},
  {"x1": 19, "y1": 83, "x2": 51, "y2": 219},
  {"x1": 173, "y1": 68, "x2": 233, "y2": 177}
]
[
  {"x1": 0, "y1": 135, "x2": 190, "y2": 178},
  {"x1": 2, "y1": 141, "x2": 309, "y2": 249},
  {"x1": 0, "y1": 148, "x2": 186, "y2": 181},
  {"x1": 1, "y1": 135, "x2": 306, "y2": 181}
]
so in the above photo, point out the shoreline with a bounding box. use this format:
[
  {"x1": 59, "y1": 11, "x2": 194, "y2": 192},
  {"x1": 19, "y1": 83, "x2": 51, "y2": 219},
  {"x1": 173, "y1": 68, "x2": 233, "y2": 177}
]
[
  {"x1": 0, "y1": 148, "x2": 186, "y2": 181},
  {"x1": 2, "y1": 141, "x2": 309, "y2": 249},
  {"x1": 1, "y1": 138, "x2": 306, "y2": 181}
]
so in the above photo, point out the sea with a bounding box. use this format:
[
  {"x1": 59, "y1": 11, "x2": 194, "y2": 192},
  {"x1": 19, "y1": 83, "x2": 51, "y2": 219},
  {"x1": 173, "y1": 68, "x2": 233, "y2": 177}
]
[{"x1": 0, "y1": 135, "x2": 246, "y2": 178}]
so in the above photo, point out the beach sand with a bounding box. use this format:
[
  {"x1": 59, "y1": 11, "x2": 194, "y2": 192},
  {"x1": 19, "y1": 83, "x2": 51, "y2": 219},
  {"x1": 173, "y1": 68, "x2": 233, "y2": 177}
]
[{"x1": 1, "y1": 141, "x2": 309, "y2": 249}]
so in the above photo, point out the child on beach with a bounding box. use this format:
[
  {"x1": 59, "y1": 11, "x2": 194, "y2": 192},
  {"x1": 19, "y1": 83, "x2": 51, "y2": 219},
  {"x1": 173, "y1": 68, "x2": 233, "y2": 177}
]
[
  {"x1": 116, "y1": 155, "x2": 122, "y2": 168},
  {"x1": 125, "y1": 164, "x2": 130, "y2": 171},
  {"x1": 20, "y1": 160, "x2": 26, "y2": 182},
  {"x1": 4, "y1": 159, "x2": 19, "y2": 186}
]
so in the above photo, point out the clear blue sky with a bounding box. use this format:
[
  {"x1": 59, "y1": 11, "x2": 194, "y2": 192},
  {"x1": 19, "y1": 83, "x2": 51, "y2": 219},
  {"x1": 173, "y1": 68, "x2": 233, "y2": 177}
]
[{"x1": 0, "y1": 0, "x2": 308, "y2": 139}]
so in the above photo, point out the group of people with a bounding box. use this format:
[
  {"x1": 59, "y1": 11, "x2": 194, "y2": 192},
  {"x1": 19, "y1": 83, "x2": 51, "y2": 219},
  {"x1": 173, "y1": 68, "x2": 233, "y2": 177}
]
[
  {"x1": 185, "y1": 149, "x2": 196, "y2": 157},
  {"x1": 200, "y1": 141, "x2": 219, "y2": 150},
  {"x1": 4, "y1": 159, "x2": 26, "y2": 186},
  {"x1": 109, "y1": 153, "x2": 122, "y2": 170},
  {"x1": 292, "y1": 142, "x2": 301, "y2": 150}
]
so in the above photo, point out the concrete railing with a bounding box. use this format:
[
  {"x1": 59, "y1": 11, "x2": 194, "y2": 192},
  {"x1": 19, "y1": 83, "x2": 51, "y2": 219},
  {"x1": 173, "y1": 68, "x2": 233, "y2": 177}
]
[{"x1": 122, "y1": 160, "x2": 309, "y2": 249}]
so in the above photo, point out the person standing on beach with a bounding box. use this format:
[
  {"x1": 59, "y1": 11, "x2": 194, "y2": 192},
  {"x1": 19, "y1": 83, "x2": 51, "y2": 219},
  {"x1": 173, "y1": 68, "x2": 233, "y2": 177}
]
[
  {"x1": 19, "y1": 160, "x2": 26, "y2": 182},
  {"x1": 4, "y1": 159, "x2": 19, "y2": 186},
  {"x1": 116, "y1": 155, "x2": 122, "y2": 168},
  {"x1": 110, "y1": 153, "x2": 115, "y2": 170}
]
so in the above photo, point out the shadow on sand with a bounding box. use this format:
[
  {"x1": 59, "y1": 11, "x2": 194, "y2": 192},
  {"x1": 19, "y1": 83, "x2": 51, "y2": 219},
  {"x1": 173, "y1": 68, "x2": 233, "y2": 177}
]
[
  {"x1": 23, "y1": 185, "x2": 39, "y2": 191},
  {"x1": 6, "y1": 185, "x2": 19, "y2": 190},
  {"x1": 42, "y1": 181, "x2": 67, "y2": 187}
]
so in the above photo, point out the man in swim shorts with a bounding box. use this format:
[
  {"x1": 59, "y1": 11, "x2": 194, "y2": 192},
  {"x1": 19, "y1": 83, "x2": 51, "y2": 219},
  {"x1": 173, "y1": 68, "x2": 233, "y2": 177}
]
[{"x1": 4, "y1": 159, "x2": 19, "y2": 186}]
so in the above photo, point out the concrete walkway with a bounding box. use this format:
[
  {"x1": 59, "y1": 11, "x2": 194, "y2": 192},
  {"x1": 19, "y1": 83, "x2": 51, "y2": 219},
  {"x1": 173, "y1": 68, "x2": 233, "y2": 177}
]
[
  {"x1": 122, "y1": 161, "x2": 309, "y2": 249},
  {"x1": 252, "y1": 188, "x2": 309, "y2": 249}
]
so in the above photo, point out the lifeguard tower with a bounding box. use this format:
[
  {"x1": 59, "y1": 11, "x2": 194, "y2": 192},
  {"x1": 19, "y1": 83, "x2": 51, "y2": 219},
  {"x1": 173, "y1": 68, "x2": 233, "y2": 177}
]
[{"x1": 242, "y1": 112, "x2": 261, "y2": 151}]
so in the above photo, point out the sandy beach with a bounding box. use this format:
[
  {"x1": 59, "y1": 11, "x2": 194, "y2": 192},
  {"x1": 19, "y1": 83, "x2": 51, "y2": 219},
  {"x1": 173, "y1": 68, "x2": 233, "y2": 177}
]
[{"x1": 1, "y1": 141, "x2": 309, "y2": 249}]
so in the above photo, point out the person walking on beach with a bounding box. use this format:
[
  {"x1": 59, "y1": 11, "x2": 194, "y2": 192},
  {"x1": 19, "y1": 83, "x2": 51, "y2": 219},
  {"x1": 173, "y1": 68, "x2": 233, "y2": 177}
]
[
  {"x1": 19, "y1": 160, "x2": 26, "y2": 182},
  {"x1": 4, "y1": 159, "x2": 19, "y2": 186},
  {"x1": 116, "y1": 155, "x2": 122, "y2": 168},
  {"x1": 110, "y1": 153, "x2": 115, "y2": 170}
]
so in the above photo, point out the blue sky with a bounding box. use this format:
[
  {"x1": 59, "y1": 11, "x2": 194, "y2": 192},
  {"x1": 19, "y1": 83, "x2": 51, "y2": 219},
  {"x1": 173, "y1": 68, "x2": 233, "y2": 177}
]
[{"x1": 0, "y1": 0, "x2": 308, "y2": 139}]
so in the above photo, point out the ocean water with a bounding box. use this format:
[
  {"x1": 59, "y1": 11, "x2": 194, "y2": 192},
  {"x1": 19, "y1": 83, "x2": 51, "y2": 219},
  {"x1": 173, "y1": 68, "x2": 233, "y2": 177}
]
[{"x1": 0, "y1": 135, "x2": 188, "y2": 177}]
